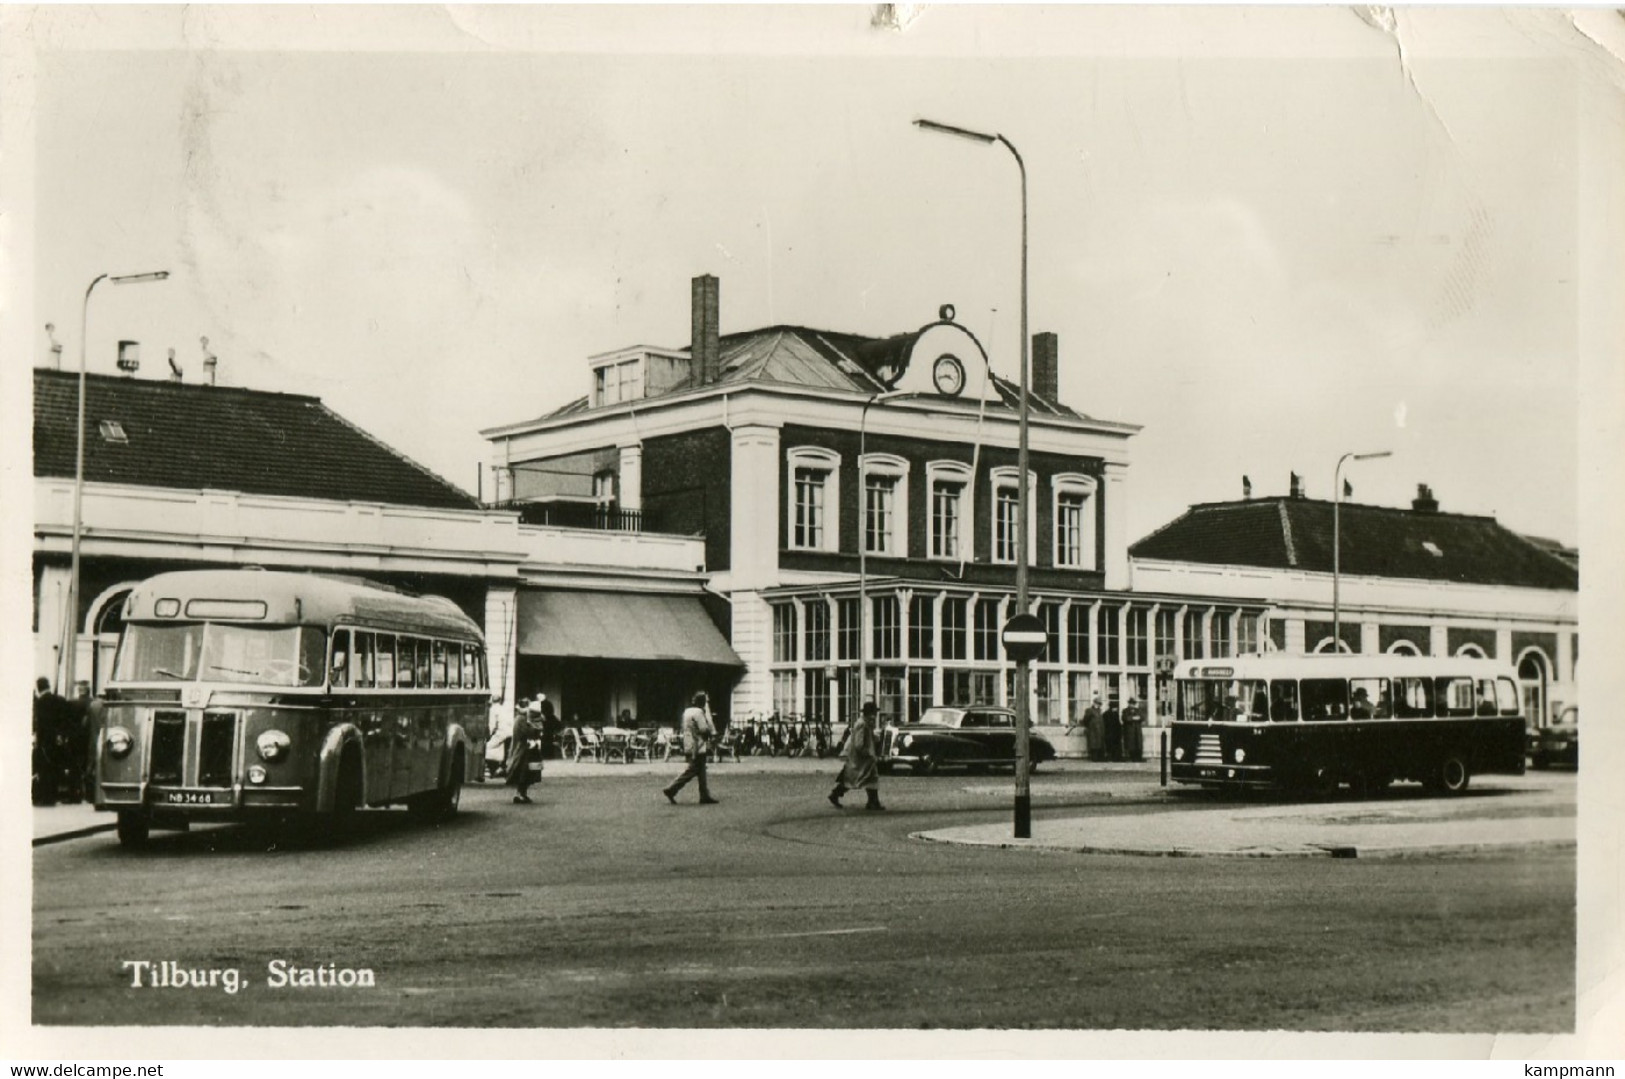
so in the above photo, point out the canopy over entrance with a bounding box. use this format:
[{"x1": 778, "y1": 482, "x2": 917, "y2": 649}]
[{"x1": 516, "y1": 590, "x2": 742, "y2": 668}]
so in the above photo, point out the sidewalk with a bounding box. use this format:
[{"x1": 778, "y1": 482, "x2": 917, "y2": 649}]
[
  {"x1": 31, "y1": 800, "x2": 114, "y2": 846},
  {"x1": 914, "y1": 776, "x2": 1578, "y2": 858}
]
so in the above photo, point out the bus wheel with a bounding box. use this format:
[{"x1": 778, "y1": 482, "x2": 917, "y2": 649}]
[
  {"x1": 1434, "y1": 753, "x2": 1471, "y2": 795},
  {"x1": 116, "y1": 811, "x2": 150, "y2": 847}
]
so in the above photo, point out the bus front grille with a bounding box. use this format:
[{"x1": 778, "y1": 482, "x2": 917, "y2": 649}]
[
  {"x1": 1195, "y1": 733, "x2": 1224, "y2": 766},
  {"x1": 198, "y1": 713, "x2": 238, "y2": 787},
  {"x1": 149, "y1": 711, "x2": 186, "y2": 785}
]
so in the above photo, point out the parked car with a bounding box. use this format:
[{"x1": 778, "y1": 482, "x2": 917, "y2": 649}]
[
  {"x1": 880, "y1": 705, "x2": 1057, "y2": 775},
  {"x1": 1528, "y1": 705, "x2": 1578, "y2": 769}
]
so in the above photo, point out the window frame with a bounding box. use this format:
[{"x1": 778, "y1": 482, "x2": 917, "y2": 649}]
[
  {"x1": 926, "y1": 460, "x2": 973, "y2": 563},
  {"x1": 989, "y1": 466, "x2": 1037, "y2": 566},
  {"x1": 786, "y1": 446, "x2": 842, "y2": 553},
  {"x1": 860, "y1": 453, "x2": 910, "y2": 557},
  {"x1": 1051, "y1": 473, "x2": 1099, "y2": 570}
]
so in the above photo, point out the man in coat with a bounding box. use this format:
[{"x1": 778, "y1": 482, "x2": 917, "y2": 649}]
[
  {"x1": 1103, "y1": 699, "x2": 1123, "y2": 762},
  {"x1": 662, "y1": 691, "x2": 718, "y2": 804},
  {"x1": 1083, "y1": 695, "x2": 1105, "y2": 762},
  {"x1": 828, "y1": 700, "x2": 884, "y2": 811},
  {"x1": 505, "y1": 697, "x2": 544, "y2": 803}
]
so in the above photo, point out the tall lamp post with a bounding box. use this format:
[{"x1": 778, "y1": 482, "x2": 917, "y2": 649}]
[
  {"x1": 1331, "y1": 450, "x2": 1392, "y2": 652},
  {"x1": 858, "y1": 389, "x2": 910, "y2": 712},
  {"x1": 62, "y1": 270, "x2": 169, "y2": 697},
  {"x1": 914, "y1": 116, "x2": 1033, "y2": 838}
]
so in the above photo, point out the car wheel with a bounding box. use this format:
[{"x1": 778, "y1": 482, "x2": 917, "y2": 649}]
[
  {"x1": 116, "y1": 810, "x2": 150, "y2": 848},
  {"x1": 914, "y1": 754, "x2": 939, "y2": 777},
  {"x1": 1531, "y1": 755, "x2": 1548, "y2": 770}
]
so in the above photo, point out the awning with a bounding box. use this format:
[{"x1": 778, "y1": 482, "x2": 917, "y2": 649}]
[{"x1": 516, "y1": 590, "x2": 743, "y2": 668}]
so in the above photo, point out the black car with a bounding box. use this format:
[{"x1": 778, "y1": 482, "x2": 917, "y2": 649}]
[
  {"x1": 880, "y1": 705, "x2": 1057, "y2": 775},
  {"x1": 1529, "y1": 706, "x2": 1578, "y2": 769}
]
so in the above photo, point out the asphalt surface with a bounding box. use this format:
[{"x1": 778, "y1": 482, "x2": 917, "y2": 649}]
[{"x1": 31, "y1": 761, "x2": 1577, "y2": 1031}]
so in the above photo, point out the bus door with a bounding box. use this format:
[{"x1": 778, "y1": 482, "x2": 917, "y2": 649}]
[{"x1": 348, "y1": 631, "x2": 393, "y2": 804}]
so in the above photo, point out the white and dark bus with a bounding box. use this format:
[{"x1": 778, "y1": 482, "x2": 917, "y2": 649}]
[
  {"x1": 93, "y1": 569, "x2": 489, "y2": 845},
  {"x1": 1168, "y1": 653, "x2": 1526, "y2": 795}
]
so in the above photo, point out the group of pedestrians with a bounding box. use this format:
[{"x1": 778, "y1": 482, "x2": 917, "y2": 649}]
[
  {"x1": 1071, "y1": 695, "x2": 1146, "y2": 762},
  {"x1": 33, "y1": 677, "x2": 91, "y2": 806}
]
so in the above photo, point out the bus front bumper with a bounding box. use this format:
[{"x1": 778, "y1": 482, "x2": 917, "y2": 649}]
[
  {"x1": 97, "y1": 783, "x2": 310, "y2": 815},
  {"x1": 1170, "y1": 762, "x2": 1275, "y2": 787}
]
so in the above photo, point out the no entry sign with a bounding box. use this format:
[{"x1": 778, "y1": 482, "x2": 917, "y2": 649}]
[{"x1": 1001, "y1": 613, "x2": 1047, "y2": 662}]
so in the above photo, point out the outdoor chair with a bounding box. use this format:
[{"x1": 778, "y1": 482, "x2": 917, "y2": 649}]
[{"x1": 572, "y1": 727, "x2": 604, "y2": 762}]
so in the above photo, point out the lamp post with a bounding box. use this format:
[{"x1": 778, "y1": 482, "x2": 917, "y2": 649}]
[
  {"x1": 858, "y1": 389, "x2": 910, "y2": 713},
  {"x1": 915, "y1": 116, "x2": 1033, "y2": 838},
  {"x1": 1331, "y1": 450, "x2": 1392, "y2": 653},
  {"x1": 62, "y1": 270, "x2": 169, "y2": 697}
]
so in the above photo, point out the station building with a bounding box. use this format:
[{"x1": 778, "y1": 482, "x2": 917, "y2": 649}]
[
  {"x1": 31, "y1": 366, "x2": 734, "y2": 731},
  {"x1": 1129, "y1": 480, "x2": 1579, "y2": 728},
  {"x1": 482, "y1": 275, "x2": 1269, "y2": 737}
]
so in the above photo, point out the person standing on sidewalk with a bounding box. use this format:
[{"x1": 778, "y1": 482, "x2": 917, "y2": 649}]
[
  {"x1": 828, "y1": 700, "x2": 885, "y2": 811},
  {"x1": 1084, "y1": 695, "x2": 1105, "y2": 762},
  {"x1": 662, "y1": 691, "x2": 718, "y2": 805},
  {"x1": 506, "y1": 698, "x2": 543, "y2": 804}
]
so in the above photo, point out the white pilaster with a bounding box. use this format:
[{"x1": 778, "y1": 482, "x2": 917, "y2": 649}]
[
  {"x1": 1359, "y1": 621, "x2": 1380, "y2": 656},
  {"x1": 484, "y1": 585, "x2": 519, "y2": 731},
  {"x1": 730, "y1": 590, "x2": 774, "y2": 716},
  {"x1": 1284, "y1": 618, "x2": 1307, "y2": 654},
  {"x1": 1101, "y1": 461, "x2": 1129, "y2": 590},
  {"x1": 730, "y1": 424, "x2": 782, "y2": 591},
  {"x1": 618, "y1": 443, "x2": 644, "y2": 512},
  {"x1": 1429, "y1": 624, "x2": 1449, "y2": 658}
]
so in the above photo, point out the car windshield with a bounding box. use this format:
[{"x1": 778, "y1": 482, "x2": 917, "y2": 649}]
[
  {"x1": 915, "y1": 708, "x2": 964, "y2": 726},
  {"x1": 113, "y1": 623, "x2": 327, "y2": 687}
]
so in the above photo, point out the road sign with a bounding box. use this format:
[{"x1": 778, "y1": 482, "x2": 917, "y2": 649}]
[{"x1": 1001, "y1": 613, "x2": 1047, "y2": 662}]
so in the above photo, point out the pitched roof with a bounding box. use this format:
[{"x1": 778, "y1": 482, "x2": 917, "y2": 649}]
[
  {"x1": 522, "y1": 323, "x2": 1089, "y2": 426},
  {"x1": 34, "y1": 369, "x2": 479, "y2": 510},
  {"x1": 1130, "y1": 497, "x2": 1578, "y2": 592}
]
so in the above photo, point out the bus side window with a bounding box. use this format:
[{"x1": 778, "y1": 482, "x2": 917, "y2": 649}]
[
  {"x1": 1269, "y1": 680, "x2": 1299, "y2": 721},
  {"x1": 330, "y1": 629, "x2": 351, "y2": 688},
  {"x1": 432, "y1": 641, "x2": 448, "y2": 688},
  {"x1": 300, "y1": 627, "x2": 327, "y2": 687},
  {"x1": 375, "y1": 634, "x2": 397, "y2": 688},
  {"x1": 1495, "y1": 677, "x2": 1521, "y2": 716},
  {"x1": 397, "y1": 638, "x2": 418, "y2": 688},
  {"x1": 1301, "y1": 678, "x2": 1349, "y2": 721},
  {"x1": 1475, "y1": 679, "x2": 1500, "y2": 716},
  {"x1": 1349, "y1": 678, "x2": 1386, "y2": 719},
  {"x1": 447, "y1": 644, "x2": 462, "y2": 688},
  {"x1": 1395, "y1": 677, "x2": 1433, "y2": 718},
  {"x1": 461, "y1": 644, "x2": 478, "y2": 689},
  {"x1": 1436, "y1": 677, "x2": 1475, "y2": 717},
  {"x1": 354, "y1": 632, "x2": 375, "y2": 688},
  {"x1": 415, "y1": 640, "x2": 431, "y2": 690},
  {"x1": 473, "y1": 647, "x2": 487, "y2": 690}
]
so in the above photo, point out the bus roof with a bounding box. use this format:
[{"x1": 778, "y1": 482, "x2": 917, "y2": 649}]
[
  {"x1": 1174, "y1": 653, "x2": 1517, "y2": 680},
  {"x1": 121, "y1": 569, "x2": 482, "y2": 641}
]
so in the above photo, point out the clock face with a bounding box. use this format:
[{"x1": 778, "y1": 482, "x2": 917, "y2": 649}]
[{"x1": 933, "y1": 354, "x2": 966, "y2": 396}]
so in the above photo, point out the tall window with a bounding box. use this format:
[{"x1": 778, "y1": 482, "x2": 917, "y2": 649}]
[
  {"x1": 837, "y1": 598, "x2": 860, "y2": 661},
  {"x1": 772, "y1": 604, "x2": 798, "y2": 663},
  {"x1": 1155, "y1": 609, "x2": 1177, "y2": 662},
  {"x1": 1039, "y1": 602, "x2": 1061, "y2": 663},
  {"x1": 1051, "y1": 474, "x2": 1098, "y2": 569},
  {"x1": 787, "y1": 447, "x2": 840, "y2": 553},
  {"x1": 1210, "y1": 613, "x2": 1232, "y2": 659},
  {"x1": 1097, "y1": 605, "x2": 1120, "y2": 666},
  {"x1": 973, "y1": 598, "x2": 1001, "y2": 661},
  {"x1": 927, "y1": 461, "x2": 972, "y2": 561},
  {"x1": 805, "y1": 601, "x2": 830, "y2": 663},
  {"x1": 1182, "y1": 610, "x2": 1205, "y2": 660},
  {"x1": 802, "y1": 669, "x2": 828, "y2": 724},
  {"x1": 907, "y1": 668, "x2": 934, "y2": 723},
  {"x1": 872, "y1": 596, "x2": 901, "y2": 661},
  {"x1": 1126, "y1": 607, "x2": 1148, "y2": 667},
  {"x1": 865, "y1": 474, "x2": 898, "y2": 554},
  {"x1": 908, "y1": 596, "x2": 934, "y2": 659},
  {"x1": 941, "y1": 598, "x2": 968, "y2": 661},
  {"x1": 994, "y1": 485, "x2": 1020, "y2": 563},
  {"x1": 1035, "y1": 671, "x2": 1062, "y2": 724},
  {"x1": 1238, "y1": 612, "x2": 1259, "y2": 656},
  {"x1": 772, "y1": 671, "x2": 796, "y2": 718},
  {"x1": 1067, "y1": 604, "x2": 1092, "y2": 664}
]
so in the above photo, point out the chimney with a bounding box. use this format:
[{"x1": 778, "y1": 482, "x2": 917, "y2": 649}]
[
  {"x1": 1289, "y1": 472, "x2": 1304, "y2": 499},
  {"x1": 116, "y1": 340, "x2": 141, "y2": 375},
  {"x1": 1412, "y1": 483, "x2": 1439, "y2": 514},
  {"x1": 167, "y1": 348, "x2": 183, "y2": 382},
  {"x1": 200, "y1": 336, "x2": 218, "y2": 386},
  {"x1": 691, "y1": 274, "x2": 720, "y2": 385},
  {"x1": 1032, "y1": 332, "x2": 1059, "y2": 404},
  {"x1": 1242, "y1": 475, "x2": 1252, "y2": 500}
]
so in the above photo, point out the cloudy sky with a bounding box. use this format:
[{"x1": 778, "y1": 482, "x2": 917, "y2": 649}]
[{"x1": 10, "y1": 6, "x2": 1620, "y2": 548}]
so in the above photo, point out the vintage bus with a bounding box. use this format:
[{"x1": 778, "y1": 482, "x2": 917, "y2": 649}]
[
  {"x1": 93, "y1": 569, "x2": 489, "y2": 845},
  {"x1": 1168, "y1": 653, "x2": 1526, "y2": 796}
]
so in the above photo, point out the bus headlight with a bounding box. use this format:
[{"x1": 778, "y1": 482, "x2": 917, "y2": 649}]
[
  {"x1": 1234, "y1": 747, "x2": 1247, "y2": 764},
  {"x1": 256, "y1": 730, "x2": 291, "y2": 762},
  {"x1": 105, "y1": 727, "x2": 134, "y2": 759},
  {"x1": 247, "y1": 765, "x2": 268, "y2": 785},
  {"x1": 1173, "y1": 746, "x2": 1185, "y2": 761}
]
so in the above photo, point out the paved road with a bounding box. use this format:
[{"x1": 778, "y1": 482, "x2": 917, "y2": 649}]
[{"x1": 32, "y1": 765, "x2": 1575, "y2": 1030}]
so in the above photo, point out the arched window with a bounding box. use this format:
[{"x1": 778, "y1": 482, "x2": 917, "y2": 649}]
[
  {"x1": 989, "y1": 466, "x2": 1037, "y2": 566},
  {"x1": 925, "y1": 460, "x2": 973, "y2": 562},
  {"x1": 1051, "y1": 473, "x2": 1098, "y2": 570},
  {"x1": 1313, "y1": 637, "x2": 1353, "y2": 654},
  {"x1": 1386, "y1": 640, "x2": 1421, "y2": 656},
  {"x1": 1455, "y1": 644, "x2": 1487, "y2": 659},
  {"x1": 786, "y1": 446, "x2": 841, "y2": 553},
  {"x1": 1517, "y1": 649, "x2": 1550, "y2": 728},
  {"x1": 860, "y1": 453, "x2": 910, "y2": 557}
]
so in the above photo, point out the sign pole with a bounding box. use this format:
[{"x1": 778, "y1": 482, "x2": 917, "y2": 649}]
[{"x1": 1002, "y1": 613, "x2": 1046, "y2": 838}]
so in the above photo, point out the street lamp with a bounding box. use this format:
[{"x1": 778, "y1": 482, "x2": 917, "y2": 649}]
[
  {"x1": 858, "y1": 389, "x2": 911, "y2": 713},
  {"x1": 1331, "y1": 450, "x2": 1392, "y2": 652},
  {"x1": 62, "y1": 270, "x2": 170, "y2": 697},
  {"x1": 915, "y1": 116, "x2": 1033, "y2": 838}
]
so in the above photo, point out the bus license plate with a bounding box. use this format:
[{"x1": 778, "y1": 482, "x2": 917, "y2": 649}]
[{"x1": 161, "y1": 789, "x2": 231, "y2": 805}]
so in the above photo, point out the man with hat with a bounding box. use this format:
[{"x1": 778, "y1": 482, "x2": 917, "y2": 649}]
[{"x1": 828, "y1": 700, "x2": 885, "y2": 811}]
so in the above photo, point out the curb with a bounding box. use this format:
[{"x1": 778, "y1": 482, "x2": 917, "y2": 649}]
[
  {"x1": 908, "y1": 830, "x2": 1577, "y2": 860},
  {"x1": 33, "y1": 823, "x2": 117, "y2": 848}
]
